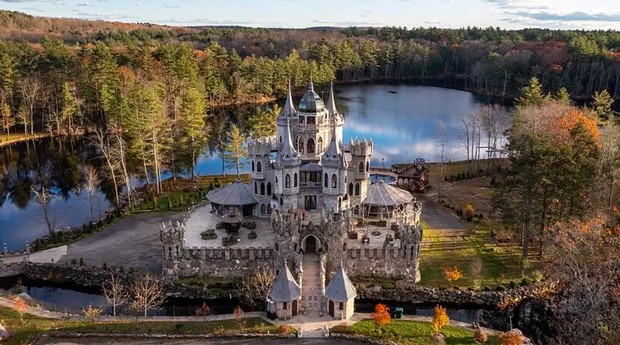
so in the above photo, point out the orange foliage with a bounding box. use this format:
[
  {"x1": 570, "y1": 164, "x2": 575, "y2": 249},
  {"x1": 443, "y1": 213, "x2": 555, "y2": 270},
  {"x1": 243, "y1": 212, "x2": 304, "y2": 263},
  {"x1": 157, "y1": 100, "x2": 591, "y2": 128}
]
[
  {"x1": 432, "y1": 305, "x2": 449, "y2": 334},
  {"x1": 371, "y1": 303, "x2": 391, "y2": 329},
  {"x1": 13, "y1": 296, "x2": 28, "y2": 324},
  {"x1": 442, "y1": 266, "x2": 463, "y2": 286},
  {"x1": 497, "y1": 331, "x2": 524, "y2": 345},
  {"x1": 554, "y1": 109, "x2": 600, "y2": 144}
]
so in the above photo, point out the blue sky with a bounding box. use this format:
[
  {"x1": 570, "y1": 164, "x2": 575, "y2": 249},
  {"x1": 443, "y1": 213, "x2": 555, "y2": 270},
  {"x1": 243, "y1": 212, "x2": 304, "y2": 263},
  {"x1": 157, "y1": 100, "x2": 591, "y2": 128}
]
[{"x1": 1, "y1": 0, "x2": 619, "y2": 30}]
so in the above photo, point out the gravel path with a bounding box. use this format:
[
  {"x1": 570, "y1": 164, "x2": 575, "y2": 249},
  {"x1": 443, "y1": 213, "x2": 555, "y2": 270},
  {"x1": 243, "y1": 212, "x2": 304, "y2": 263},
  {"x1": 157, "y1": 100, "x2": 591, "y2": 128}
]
[
  {"x1": 417, "y1": 194, "x2": 465, "y2": 233},
  {"x1": 57, "y1": 212, "x2": 183, "y2": 273}
]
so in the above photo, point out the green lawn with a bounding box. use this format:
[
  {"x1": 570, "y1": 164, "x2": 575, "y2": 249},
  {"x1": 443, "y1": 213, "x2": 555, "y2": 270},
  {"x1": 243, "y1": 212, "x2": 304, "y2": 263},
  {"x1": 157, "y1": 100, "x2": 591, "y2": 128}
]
[
  {"x1": 335, "y1": 319, "x2": 499, "y2": 345},
  {"x1": 419, "y1": 222, "x2": 537, "y2": 289},
  {"x1": 0, "y1": 306, "x2": 279, "y2": 345}
]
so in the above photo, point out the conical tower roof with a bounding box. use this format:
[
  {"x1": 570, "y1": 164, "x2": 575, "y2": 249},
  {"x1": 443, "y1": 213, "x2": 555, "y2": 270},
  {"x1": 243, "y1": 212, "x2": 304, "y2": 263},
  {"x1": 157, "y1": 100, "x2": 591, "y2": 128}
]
[
  {"x1": 206, "y1": 180, "x2": 258, "y2": 206},
  {"x1": 268, "y1": 263, "x2": 301, "y2": 302},
  {"x1": 322, "y1": 126, "x2": 347, "y2": 169},
  {"x1": 277, "y1": 119, "x2": 301, "y2": 167},
  {"x1": 327, "y1": 81, "x2": 338, "y2": 115},
  {"x1": 363, "y1": 181, "x2": 414, "y2": 206},
  {"x1": 283, "y1": 79, "x2": 296, "y2": 117},
  {"x1": 325, "y1": 264, "x2": 357, "y2": 302}
]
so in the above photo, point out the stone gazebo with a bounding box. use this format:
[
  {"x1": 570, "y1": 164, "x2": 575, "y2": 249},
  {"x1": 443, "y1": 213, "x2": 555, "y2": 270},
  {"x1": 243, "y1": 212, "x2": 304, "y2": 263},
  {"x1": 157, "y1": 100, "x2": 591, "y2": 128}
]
[
  {"x1": 324, "y1": 265, "x2": 357, "y2": 320},
  {"x1": 361, "y1": 181, "x2": 414, "y2": 219},
  {"x1": 206, "y1": 180, "x2": 258, "y2": 217},
  {"x1": 266, "y1": 262, "x2": 301, "y2": 319}
]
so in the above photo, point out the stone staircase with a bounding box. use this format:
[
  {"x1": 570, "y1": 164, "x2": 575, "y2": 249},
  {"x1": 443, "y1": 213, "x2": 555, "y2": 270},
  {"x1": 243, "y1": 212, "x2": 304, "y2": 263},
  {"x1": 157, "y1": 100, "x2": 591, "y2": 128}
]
[{"x1": 301, "y1": 253, "x2": 322, "y2": 311}]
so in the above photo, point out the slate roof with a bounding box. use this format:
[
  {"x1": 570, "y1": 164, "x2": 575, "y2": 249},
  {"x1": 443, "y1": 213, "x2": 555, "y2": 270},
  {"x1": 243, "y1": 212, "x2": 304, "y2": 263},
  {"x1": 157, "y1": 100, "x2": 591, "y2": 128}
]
[
  {"x1": 206, "y1": 181, "x2": 258, "y2": 206},
  {"x1": 268, "y1": 264, "x2": 301, "y2": 302},
  {"x1": 363, "y1": 181, "x2": 413, "y2": 206},
  {"x1": 298, "y1": 81, "x2": 326, "y2": 113},
  {"x1": 300, "y1": 162, "x2": 323, "y2": 172},
  {"x1": 325, "y1": 265, "x2": 357, "y2": 302}
]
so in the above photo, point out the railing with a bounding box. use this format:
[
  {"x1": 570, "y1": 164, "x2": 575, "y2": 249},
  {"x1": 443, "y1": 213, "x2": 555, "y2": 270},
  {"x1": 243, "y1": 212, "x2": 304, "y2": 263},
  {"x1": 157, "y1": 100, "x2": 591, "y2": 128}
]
[{"x1": 299, "y1": 182, "x2": 322, "y2": 188}]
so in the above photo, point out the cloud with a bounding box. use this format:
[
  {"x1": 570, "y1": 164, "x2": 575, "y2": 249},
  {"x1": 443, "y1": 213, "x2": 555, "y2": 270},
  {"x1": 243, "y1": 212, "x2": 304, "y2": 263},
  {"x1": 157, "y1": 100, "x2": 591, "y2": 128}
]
[
  {"x1": 77, "y1": 2, "x2": 92, "y2": 6},
  {"x1": 0, "y1": 0, "x2": 63, "y2": 3},
  {"x1": 163, "y1": 3, "x2": 180, "y2": 8},
  {"x1": 310, "y1": 19, "x2": 387, "y2": 27},
  {"x1": 76, "y1": 11, "x2": 138, "y2": 20},
  {"x1": 512, "y1": 11, "x2": 620, "y2": 22}
]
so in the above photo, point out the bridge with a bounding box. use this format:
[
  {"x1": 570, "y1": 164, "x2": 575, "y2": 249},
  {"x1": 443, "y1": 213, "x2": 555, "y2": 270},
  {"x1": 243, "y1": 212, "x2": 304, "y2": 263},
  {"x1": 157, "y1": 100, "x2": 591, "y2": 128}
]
[{"x1": 0, "y1": 245, "x2": 67, "y2": 278}]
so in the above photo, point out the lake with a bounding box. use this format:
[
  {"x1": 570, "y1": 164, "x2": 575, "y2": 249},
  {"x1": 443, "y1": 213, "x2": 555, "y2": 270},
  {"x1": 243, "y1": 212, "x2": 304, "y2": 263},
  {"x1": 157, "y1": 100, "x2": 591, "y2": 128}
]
[{"x1": 0, "y1": 83, "x2": 493, "y2": 251}]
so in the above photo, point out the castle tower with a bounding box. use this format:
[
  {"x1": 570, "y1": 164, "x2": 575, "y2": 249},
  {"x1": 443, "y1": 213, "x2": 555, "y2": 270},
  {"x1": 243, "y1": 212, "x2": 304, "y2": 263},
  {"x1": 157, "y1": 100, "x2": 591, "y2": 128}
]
[
  {"x1": 321, "y1": 126, "x2": 349, "y2": 213},
  {"x1": 276, "y1": 80, "x2": 297, "y2": 148},
  {"x1": 160, "y1": 220, "x2": 185, "y2": 277},
  {"x1": 348, "y1": 138, "x2": 373, "y2": 202},
  {"x1": 325, "y1": 264, "x2": 357, "y2": 320},
  {"x1": 326, "y1": 81, "x2": 344, "y2": 145},
  {"x1": 274, "y1": 119, "x2": 301, "y2": 212},
  {"x1": 266, "y1": 260, "x2": 302, "y2": 319},
  {"x1": 248, "y1": 138, "x2": 273, "y2": 217}
]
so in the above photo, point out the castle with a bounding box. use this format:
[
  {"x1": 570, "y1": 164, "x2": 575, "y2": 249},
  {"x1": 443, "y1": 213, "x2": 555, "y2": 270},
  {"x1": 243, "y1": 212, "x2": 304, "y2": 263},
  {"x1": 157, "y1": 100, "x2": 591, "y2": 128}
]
[{"x1": 160, "y1": 81, "x2": 422, "y2": 319}]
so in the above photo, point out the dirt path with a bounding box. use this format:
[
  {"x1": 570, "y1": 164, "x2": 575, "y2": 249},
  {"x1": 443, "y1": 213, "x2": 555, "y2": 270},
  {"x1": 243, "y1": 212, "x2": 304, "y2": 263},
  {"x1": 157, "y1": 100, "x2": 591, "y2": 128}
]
[
  {"x1": 417, "y1": 194, "x2": 465, "y2": 233},
  {"x1": 58, "y1": 212, "x2": 183, "y2": 273}
]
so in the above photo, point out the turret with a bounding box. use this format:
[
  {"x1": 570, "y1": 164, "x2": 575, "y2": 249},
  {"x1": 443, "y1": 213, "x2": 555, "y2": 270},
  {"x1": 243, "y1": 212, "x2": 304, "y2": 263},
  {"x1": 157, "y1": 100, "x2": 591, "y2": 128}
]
[
  {"x1": 274, "y1": 119, "x2": 301, "y2": 211},
  {"x1": 248, "y1": 138, "x2": 272, "y2": 180},
  {"x1": 277, "y1": 80, "x2": 297, "y2": 147},
  {"x1": 322, "y1": 126, "x2": 349, "y2": 212}
]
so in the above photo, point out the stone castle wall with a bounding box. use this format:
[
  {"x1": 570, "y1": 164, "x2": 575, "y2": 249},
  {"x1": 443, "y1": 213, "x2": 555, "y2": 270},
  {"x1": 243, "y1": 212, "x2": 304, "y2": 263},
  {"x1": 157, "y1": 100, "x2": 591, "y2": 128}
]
[
  {"x1": 344, "y1": 246, "x2": 420, "y2": 282},
  {"x1": 164, "y1": 246, "x2": 275, "y2": 278}
]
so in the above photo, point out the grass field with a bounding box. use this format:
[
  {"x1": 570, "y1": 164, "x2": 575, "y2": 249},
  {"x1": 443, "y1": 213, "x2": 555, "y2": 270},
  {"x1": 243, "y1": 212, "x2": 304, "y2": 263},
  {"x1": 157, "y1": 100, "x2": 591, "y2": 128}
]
[
  {"x1": 0, "y1": 306, "x2": 279, "y2": 345},
  {"x1": 334, "y1": 319, "x2": 499, "y2": 345}
]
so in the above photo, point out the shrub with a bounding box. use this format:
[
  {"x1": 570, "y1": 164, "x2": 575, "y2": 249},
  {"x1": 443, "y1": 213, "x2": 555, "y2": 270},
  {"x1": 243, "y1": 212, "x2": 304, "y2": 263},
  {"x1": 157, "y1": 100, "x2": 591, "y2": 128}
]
[
  {"x1": 200, "y1": 229, "x2": 217, "y2": 240},
  {"x1": 432, "y1": 305, "x2": 449, "y2": 334},
  {"x1": 474, "y1": 326, "x2": 488, "y2": 343},
  {"x1": 79, "y1": 257, "x2": 85, "y2": 266},
  {"x1": 247, "y1": 231, "x2": 257, "y2": 239},
  {"x1": 70, "y1": 258, "x2": 78, "y2": 265},
  {"x1": 222, "y1": 235, "x2": 238, "y2": 246},
  {"x1": 348, "y1": 231, "x2": 359, "y2": 240},
  {"x1": 195, "y1": 302, "x2": 212, "y2": 316},
  {"x1": 442, "y1": 266, "x2": 462, "y2": 287},
  {"x1": 82, "y1": 304, "x2": 102, "y2": 323},
  {"x1": 241, "y1": 220, "x2": 256, "y2": 229},
  {"x1": 278, "y1": 324, "x2": 293, "y2": 334},
  {"x1": 215, "y1": 222, "x2": 225, "y2": 229},
  {"x1": 530, "y1": 270, "x2": 544, "y2": 283},
  {"x1": 495, "y1": 285, "x2": 506, "y2": 291},
  {"x1": 497, "y1": 330, "x2": 524, "y2": 345},
  {"x1": 509, "y1": 281, "x2": 517, "y2": 289},
  {"x1": 371, "y1": 304, "x2": 391, "y2": 330}
]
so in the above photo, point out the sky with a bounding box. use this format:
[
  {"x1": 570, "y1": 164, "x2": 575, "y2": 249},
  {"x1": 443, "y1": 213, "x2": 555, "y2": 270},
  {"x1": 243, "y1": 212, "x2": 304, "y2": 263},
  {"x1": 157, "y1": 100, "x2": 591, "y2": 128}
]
[{"x1": 1, "y1": 0, "x2": 620, "y2": 30}]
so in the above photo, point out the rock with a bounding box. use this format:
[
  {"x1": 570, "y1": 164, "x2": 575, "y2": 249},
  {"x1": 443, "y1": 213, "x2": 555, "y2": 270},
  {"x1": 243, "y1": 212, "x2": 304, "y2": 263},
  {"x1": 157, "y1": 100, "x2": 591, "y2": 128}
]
[{"x1": 0, "y1": 322, "x2": 9, "y2": 341}]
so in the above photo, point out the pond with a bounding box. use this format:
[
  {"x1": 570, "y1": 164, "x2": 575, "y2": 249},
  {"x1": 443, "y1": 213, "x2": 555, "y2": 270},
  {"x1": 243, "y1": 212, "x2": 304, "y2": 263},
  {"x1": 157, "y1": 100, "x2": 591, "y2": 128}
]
[{"x1": 0, "y1": 83, "x2": 494, "y2": 251}]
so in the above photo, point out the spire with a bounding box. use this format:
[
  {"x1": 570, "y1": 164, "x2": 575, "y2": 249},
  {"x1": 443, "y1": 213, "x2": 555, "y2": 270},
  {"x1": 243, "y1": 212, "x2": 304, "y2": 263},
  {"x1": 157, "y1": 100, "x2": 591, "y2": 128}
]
[
  {"x1": 283, "y1": 79, "x2": 296, "y2": 117},
  {"x1": 322, "y1": 124, "x2": 347, "y2": 169},
  {"x1": 327, "y1": 81, "x2": 338, "y2": 115},
  {"x1": 268, "y1": 261, "x2": 302, "y2": 302},
  {"x1": 278, "y1": 118, "x2": 300, "y2": 166},
  {"x1": 308, "y1": 71, "x2": 314, "y2": 91},
  {"x1": 325, "y1": 264, "x2": 357, "y2": 301}
]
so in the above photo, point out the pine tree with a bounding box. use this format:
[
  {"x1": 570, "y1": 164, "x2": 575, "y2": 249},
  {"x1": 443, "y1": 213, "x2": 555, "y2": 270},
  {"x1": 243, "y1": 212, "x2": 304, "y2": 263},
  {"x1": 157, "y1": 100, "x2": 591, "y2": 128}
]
[
  {"x1": 0, "y1": 101, "x2": 15, "y2": 134},
  {"x1": 179, "y1": 84, "x2": 207, "y2": 180},
  {"x1": 592, "y1": 89, "x2": 614, "y2": 121},
  {"x1": 555, "y1": 87, "x2": 572, "y2": 105},
  {"x1": 515, "y1": 77, "x2": 547, "y2": 107},
  {"x1": 222, "y1": 124, "x2": 248, "y2": 178}
]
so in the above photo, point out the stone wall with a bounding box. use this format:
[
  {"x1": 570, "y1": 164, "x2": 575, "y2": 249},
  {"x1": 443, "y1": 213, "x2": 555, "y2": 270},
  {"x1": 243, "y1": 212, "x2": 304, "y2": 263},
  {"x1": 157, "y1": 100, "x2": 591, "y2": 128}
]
[
  {"x1": 164, "y1": 246, "x2": 275, "y2": 278},
  {"x1": 0, "y1": 261, "x2": 27, "y2": 277},
  {"x1": 345, "y1": 247, "x2": 420, "y2": 282}
]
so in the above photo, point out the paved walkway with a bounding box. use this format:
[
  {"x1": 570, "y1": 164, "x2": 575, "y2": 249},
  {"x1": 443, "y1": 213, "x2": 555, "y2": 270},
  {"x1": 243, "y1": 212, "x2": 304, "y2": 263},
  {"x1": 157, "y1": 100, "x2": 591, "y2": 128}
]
[{"x1": 301, "y1": 253, "x2": 322, "y2": 312}]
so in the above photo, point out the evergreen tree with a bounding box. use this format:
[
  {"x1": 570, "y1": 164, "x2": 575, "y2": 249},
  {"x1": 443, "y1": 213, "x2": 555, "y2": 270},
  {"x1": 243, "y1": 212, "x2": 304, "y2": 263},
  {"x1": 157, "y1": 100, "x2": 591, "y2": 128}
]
[
  {"x1": 515, "y1": 77, "x2": 547, "y2": 107},
  {"x1": 221, "y1": 124, "x2": 247, "y2": 178},
  {"x1": 592, "y1": 89, "x2": 614, "y2": 121},
  {"x1": 179, "y1": 84, "x2": 208, "y2": 180},
  {"x1": 555, "y1": 87, "x2": 572, "y2": 105}
]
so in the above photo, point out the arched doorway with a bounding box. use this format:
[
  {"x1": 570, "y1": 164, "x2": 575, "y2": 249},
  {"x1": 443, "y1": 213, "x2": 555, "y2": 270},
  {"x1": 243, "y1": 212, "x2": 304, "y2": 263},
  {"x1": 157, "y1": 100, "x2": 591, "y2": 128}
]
[{"x1": 301, "y1": 234, "x2": 320, "y2": 253}]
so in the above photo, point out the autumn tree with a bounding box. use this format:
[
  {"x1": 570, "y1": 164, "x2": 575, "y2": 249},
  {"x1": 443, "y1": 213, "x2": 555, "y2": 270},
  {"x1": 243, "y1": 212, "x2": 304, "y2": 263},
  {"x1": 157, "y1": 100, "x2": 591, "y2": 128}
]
[
  {"x1": 432, "y1": 305, "x2": 449, "y2": 335},
  {"x1": 442, "y1": 266, "x2": 462, "y2": 287},
  {"x1": 12, "y1": 296, "x2": 27, "y2": 325},
  {"x1": 494, "y1": 100, "x2": 600, "y2": 258},
  {"x1": 233, "y1": 305, "x2": 245, "y2": 329},
  {"x1": 497, "y1": 331, "x2": 523, "y2": 345},
  {"x1": 0, "y1": 100, "x2": 14, "y2": 134},
  {"x1": 131, "y1": 273, "x2": 165, "y2": 317},
  {"x1": 222, "y1": 124, "x2": 248, "y2": 178},
  {"x1": 371, "y1": 303, "x2": 391, "y2": 331}
]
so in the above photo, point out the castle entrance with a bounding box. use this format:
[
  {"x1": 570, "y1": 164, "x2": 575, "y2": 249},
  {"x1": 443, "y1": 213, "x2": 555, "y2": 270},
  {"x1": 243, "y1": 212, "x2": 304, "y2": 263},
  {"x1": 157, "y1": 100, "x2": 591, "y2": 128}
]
[
  {"x1": 302, "y1": 234, "x2": 319, "y2": 253},
  {"x1": 304, "y1": 195, "x2": 317, "y2": 210}
]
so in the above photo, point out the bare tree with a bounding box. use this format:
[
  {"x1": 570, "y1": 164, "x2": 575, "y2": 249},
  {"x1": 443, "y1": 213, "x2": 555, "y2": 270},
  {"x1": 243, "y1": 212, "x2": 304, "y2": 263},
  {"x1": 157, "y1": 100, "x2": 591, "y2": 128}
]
[
  {"x1": 82, "y1": 165, "x2": 100, "y2": 219},
  {"x1": 131, "y1": 274, "x2": 165, "y2": 317},
  {"x1": 31, "y1": 186, "x2": 61, "y2": 235},
  {"x1": 19, "y1": 76, "x2": 40, "y2": 135},
  {"x1": 102, "y1": 272, "x2": 128, "y2": 316},
  {"x1": 237, "y1": 267, "x2": 275, "y2": 308},
  {"x1": 91, "y1": 127, "x2": 120, "y2": 207}
]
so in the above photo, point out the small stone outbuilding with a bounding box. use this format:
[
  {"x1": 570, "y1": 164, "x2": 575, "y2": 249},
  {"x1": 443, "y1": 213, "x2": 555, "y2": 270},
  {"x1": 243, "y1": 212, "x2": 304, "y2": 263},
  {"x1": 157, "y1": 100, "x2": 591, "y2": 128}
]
[
  {"x1": 266, "y1": 262, "x2": 301, "y2": 319},
  {"x1": 324, "y1": 265, "x2": 357, "y2": 320}
]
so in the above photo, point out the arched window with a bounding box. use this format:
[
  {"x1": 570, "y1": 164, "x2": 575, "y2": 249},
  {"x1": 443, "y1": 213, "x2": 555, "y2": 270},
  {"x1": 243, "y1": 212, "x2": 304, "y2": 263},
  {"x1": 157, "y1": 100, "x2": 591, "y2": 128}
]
[
  {"x1": 260, "y1": 182, "x2": 265, "y2": 195},
  {"x1": 355, "y1": 182, "x2": 360, "y2": 196},
  {"x1": 366, "y1": 161, "x2": 369, "y2": 172},
  {"x1": 275, "y1": 176, "x2": 278, "y2": 184},
  {"x1": 279, "y1": 197, "x2": 283, "y2": 206},
  {"x1": 261, "y1": 204, "x2": 266, "y2": 214},
  {"x1": 267, "y1": 204, "x2": 272, "y2": 214},
  {"x1": 252, "y1": 160, "x2": 255, "y2": 171},
  {"x1": 358, "y1": 161, "x2": 364, "y2": 172},
  {"x1": 307, "y1": 138, "x2": 315, "y2": 154},
  {"x1": 348, "y1": 183, "x2": 354, "y2": 196},
  {"x1": 267, "y1": 182, "x2": 272, "y2": 195},
  {"x1": 279, "y1": 136, "x2": 282, "y2": 143},
  {"x1": 285, "y1": 174, "x2": 291, "y2": 188},
  {"x1": 332, "y1": 173, "x2": 337, "y2": 188},
  {"x1": 318, "y1": 137, "x2": 323, "y2": 152},
  {"x1": 324, "y1": 173, "x2": 328, "y2": 188},
  {"x1": 298, "y1": 137, "x2": 304, "y2": 154},
  {"x1": 257, "y1": 161, "x2": 262, "y2": 172},
  {"x1": 294, "y1": 173, "x2": 298, "y2": 187},
  {"x1": 254, "y1": 181, "x2": 258, "y2": 194}
]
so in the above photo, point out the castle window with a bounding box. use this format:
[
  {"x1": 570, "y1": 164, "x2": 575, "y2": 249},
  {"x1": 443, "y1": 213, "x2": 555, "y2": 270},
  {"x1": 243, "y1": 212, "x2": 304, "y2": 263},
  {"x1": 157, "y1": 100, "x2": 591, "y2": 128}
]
[
  {"x1": 358, "y1": 161, "x2": 364, "y2": 172},
  {"x1": 355, "y1": 182, "x2": 360, "y2": 196},
  {"x1": 267, "y1": 182, "x2": 272, "y2": 195},
  {"x1": 261, "y1": 204, "x2": 266, "y2": 214},
  {"x1": 348, "y1": 183, "x2": 353, "y2": 196},
  {"x1": 268, "y1": 204, "x2": 272, "y2": 214},
  {"x1": 298, "y1": 137, "x2": 304, "y2": 154},
  {"x1": 252, "y1": 160, "x2": 255, "y2": 171},
  {"x1": 168, "y1": 246, "x2": 172, "y2": 258},
  {"x1": 366, "y1": 161, "x2": 370, "y2": 172},
  {"x1": 307, "y1": 138, "x2": 315, "y2": 154},
  {"x1": 254, "y1": 182, "x2": 258, "y2": 194},
  {"x1": 260, "y1": 182, "x2": 265, "y2": 195},
  {"x1": 257, "y1": 161, "x2": 262, "y2": 172},
  {"x1": 294, "y1": 173, "x2": 298, "y2": 188},
  {"x1": 280, "y1": 197, "x2": 283, "y2": 206},
  {"x1": 324, "y1": 173, "x2": 328, "y2": 188},
  {"x1": 318, "y1": 137, "x2": 323, "y2": 152},
  {"x1": 275, "y1": 176, "x2": 278, "y2": 184},
  {"x1": 279, "y1": 136, "x2": 282, "y2": 143},
  {"x1": 283, "y1": 302, "x2": 288, "y2": 310},
  {"x1": 285, "y1": 174, "x2": 291, "y2": 188},
  {"x1": 332, "y1": 174, "x2": 337, "y2": 188},
  {"x1": 339, "y1": 302, "x2": 344, "y2": 310}
]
